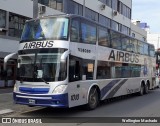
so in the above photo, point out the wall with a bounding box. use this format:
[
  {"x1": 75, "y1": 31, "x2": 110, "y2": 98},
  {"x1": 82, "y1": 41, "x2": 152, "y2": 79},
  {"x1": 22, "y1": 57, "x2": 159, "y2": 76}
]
[
  {"x1": 0, "y1": 0, "x2": 64, "y2": 18},
  {"x1": 147, "y1": 33, "x2": 160, "y2": 49},
  {"x1": 73, "y1": 0, "x2": 131, "y2": 29},
  {"x1": 0, "y1": 36, "x2": 19, "y2": 53},
  {"x1": 131, "y1": 23, "x2": 147, "y2": 41}
]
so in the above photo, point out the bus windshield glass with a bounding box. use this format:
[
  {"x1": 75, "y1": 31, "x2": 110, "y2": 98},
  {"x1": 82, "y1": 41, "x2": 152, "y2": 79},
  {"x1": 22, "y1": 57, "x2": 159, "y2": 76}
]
[
  {"x1": 21, "y1": 17, "x2": 69, "y2": 42},
  {"x1": 17, "y1": 49, "x2": 67, "y2": 82}
]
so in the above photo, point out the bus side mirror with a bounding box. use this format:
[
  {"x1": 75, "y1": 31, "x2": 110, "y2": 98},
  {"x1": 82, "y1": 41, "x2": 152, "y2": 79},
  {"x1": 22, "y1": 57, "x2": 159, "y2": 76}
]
[{"x1": 61, "y1": 50, "x2": 70, "y2": 62}]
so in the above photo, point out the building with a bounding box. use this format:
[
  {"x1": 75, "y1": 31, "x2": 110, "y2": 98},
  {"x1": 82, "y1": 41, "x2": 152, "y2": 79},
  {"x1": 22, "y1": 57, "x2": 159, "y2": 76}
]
[{"x1": 0, "y1": 0, "x2": 147, "y2": 87}]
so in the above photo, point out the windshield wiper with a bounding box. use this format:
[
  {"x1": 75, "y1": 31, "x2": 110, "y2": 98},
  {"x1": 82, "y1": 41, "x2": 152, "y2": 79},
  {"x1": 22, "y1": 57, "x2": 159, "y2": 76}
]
[{"x1": 34, "y1": 72, "x2": 49, "y2": 84}]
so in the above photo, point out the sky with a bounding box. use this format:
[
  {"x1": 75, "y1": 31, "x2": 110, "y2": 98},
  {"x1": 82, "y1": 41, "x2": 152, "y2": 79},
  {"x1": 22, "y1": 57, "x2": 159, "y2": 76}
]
[{"x1": 132, "y1": 0, "x2": 160, "y2": 33}]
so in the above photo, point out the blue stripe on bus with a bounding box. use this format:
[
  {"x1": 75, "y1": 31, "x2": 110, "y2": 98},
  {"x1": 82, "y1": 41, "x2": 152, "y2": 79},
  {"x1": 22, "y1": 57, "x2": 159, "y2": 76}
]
[
  {"x1": 100, "y1": 79, "x2": 121, "y2": 99},
  {"x1": 105, "y1": 79, "x2": 128, "y2": 99}
]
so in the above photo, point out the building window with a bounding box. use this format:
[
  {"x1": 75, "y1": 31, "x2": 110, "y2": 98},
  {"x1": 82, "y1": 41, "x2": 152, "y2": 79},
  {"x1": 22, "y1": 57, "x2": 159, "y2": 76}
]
[
  {"x1": 121, "y1": 36, "x2": 131, "y2": 51},
  {"x1": 98, "y1": 27, "x2": 110, "y2": 47},
  {"x1": 9, "y1": 13, "x2": 30, "y2": 38},
  {"x1": 130, "y1": 39, "x2": 138, "y2": 53},
  {"x1": 0, "y1": 9, "x2": 6, "y2": 28},
  {"x1": 137, "y1": 41, "x2": 144, "y2": 54},
  {"x1": 67, "y1": 1, "x2": 83, "y2": 16},
  {"x1": 149, "y1": 45, "x2": 155, "y2": 57},
  {"x1": 118, "y1": 1, "x2": 131, "y2": 19},
  {"x1": 110, "y1": 31, "x2": 122, "y2": 50},
  {"x1": 143, "y1": 43, "x2": 149, "y2": 55},
  {"x1": 121, "y1": 25, "x2": 130, "y2": 35},
  {"x1": 112, "y1": 0, "x2": 118, "y2": 11},
  {"x1": 85, "y1": 8, "x2": 98, "y2": 22},
  {"x1": 39, "y1": 0, "x2": 63, "y2": 12},
  {"x1": 99, "y1": 14, "x2": 110, "y2": 28},
  {"x1": 111, "y1": 20, "x2": 119, "y2": 31},
  {"x1": 132, "y1": 33, "x2": 135, "y2": 38}
]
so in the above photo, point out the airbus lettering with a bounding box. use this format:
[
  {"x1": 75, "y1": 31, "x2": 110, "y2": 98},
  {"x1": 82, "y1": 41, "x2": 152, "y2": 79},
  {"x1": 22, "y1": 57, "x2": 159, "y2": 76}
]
[
  {"x1": 23, "y1": 41, "x2": 54, "y2": 50},
  {"x1": 108, "y1": 50, "x2": 139, "y2": 63}
]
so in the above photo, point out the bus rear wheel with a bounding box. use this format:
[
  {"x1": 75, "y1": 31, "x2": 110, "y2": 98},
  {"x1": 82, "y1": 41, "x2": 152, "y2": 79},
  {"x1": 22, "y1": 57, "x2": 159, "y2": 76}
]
[
  {"x1": 138, "y1": 84, "x2": 144, "y2": 96},
  {"x1": 144, "y1": 83, "x2": 149, "y2": 94},
  {"x1": 86, "y1": 88, "x2": 99, "y2": 110}
]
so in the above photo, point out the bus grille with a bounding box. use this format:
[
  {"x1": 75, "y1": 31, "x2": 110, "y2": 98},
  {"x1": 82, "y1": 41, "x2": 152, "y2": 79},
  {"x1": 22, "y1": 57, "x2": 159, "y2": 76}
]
[{"x1": 19, "y1": 87, "x2": 49, "y2": 94}]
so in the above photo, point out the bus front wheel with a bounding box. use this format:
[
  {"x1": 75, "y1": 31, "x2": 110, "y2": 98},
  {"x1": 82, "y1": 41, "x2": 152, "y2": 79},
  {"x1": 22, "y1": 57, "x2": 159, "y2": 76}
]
[{"x1": 86, "y1": 88, "x2": 99, "y2": 110}]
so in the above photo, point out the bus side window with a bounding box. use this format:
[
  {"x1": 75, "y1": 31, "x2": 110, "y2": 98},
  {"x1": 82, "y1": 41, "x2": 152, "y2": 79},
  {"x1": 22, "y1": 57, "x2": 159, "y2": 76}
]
[{"x1": 71, "y1": 19, "x2": 79, "y2": 42}]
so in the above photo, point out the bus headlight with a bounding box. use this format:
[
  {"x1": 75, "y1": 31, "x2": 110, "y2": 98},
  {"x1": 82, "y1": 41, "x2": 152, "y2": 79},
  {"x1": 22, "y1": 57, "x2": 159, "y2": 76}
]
[
  {"x1": 53, "y1": 85, "x2": 67, "y2": 94},
  {"x1": 13, "y1": 85, "x2": 17, "y2": 92}
]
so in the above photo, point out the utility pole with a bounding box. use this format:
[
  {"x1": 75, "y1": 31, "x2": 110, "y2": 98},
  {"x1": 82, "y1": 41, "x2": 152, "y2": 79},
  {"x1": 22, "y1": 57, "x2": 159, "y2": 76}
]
[{"x1": 33, "y1": 0, "x2": 38, "y2": 18}]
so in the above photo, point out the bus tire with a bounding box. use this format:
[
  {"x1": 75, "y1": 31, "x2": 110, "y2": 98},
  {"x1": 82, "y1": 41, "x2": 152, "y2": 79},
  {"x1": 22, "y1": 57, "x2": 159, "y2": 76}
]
[
  {"x1": 144, "y1": 83, "x2": 149, "y2": 94},
  {"x1": 86, "y1": 88, "x2": 99, "y2": 110},
  {"x1": 138, "y1": 84, "x2": 144, "y2": 96}
]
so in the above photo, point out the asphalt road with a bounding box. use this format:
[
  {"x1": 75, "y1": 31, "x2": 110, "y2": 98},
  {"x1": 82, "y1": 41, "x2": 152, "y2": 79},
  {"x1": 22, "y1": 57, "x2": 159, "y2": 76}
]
[{"x1": 1, "y1": 88, "x2": 160, "y2": 126}]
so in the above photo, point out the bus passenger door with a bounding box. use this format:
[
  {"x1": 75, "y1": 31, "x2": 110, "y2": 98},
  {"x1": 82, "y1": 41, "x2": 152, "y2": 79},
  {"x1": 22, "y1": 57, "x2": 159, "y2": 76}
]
[{"x1": 68, "y1": 56, "x2": 85, "y2": 107}]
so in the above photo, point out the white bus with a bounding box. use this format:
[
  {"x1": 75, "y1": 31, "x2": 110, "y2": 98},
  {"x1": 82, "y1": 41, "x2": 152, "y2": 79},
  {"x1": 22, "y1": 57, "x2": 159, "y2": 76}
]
[{"x1": 13, "y1": 14, "x2": 156, "y2": 110}]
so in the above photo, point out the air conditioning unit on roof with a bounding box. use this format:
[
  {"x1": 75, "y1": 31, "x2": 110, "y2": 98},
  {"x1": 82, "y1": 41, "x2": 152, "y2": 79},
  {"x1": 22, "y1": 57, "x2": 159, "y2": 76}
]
[
  {"x1": 39, "y1": 5, "x2": 46, "y2": 14},
  {"x1": 113, "y1": 10, "x2": 118, "y2": 16},
  {"x1": 100, "y1": 4, "x2": 106, "y2": 10}
]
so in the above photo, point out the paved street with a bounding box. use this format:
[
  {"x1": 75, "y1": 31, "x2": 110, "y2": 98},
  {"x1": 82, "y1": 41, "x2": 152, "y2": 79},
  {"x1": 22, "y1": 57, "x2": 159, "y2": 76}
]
[{"x1": 0, "y1": 88, "x2": 160, "y2": 126}]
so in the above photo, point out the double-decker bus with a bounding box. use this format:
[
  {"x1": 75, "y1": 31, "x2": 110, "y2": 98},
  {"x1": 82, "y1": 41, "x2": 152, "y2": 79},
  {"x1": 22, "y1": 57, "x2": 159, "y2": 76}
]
[{"x1": 13, "y1": 14, "x2": 156, "y2": 110}]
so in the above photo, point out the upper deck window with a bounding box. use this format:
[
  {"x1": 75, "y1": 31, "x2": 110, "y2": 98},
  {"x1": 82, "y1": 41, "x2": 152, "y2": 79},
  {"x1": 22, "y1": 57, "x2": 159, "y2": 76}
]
[{"x1": 21, "y1": 17, "x2": 69, "y2": 42}]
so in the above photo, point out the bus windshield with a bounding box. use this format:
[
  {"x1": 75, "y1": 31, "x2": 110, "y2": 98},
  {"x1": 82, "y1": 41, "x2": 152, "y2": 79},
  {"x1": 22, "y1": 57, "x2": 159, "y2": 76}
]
[
  {"x1": 21, "y1": 17, "x2": 69, "y2": 42},
  {"x1": 17, "y1": 49, "x2": 67, "y2": 82}
]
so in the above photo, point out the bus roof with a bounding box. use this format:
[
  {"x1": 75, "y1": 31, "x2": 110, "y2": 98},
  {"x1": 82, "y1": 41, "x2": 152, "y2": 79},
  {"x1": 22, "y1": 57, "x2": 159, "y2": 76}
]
[{"x1": 26, "y1": 14, "x2": 154, "y2": 48}]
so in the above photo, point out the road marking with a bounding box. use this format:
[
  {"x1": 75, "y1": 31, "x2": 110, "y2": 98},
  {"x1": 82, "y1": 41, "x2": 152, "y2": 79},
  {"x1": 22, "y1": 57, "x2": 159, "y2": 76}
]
[{"x1": 0, "y1": 109, "x2": 14, "y2": 115}]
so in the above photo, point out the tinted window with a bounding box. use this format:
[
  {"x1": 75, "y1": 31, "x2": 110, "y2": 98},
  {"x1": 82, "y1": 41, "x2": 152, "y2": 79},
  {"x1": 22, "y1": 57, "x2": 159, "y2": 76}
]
[
  {"x1": 131, "y1": 65, "x2": 141, "y2": 77},
  {"x1": 69, "y1": 55, "x2": 95, "y2": 82},
  {"x1": 97, "y1": 61, "x2": 111, "y2": 79},
  {"x1": 98, "y1": 27, "x2": 110, "y2": 47},
  {"x1": 130, "y1": 39, "x2": 138, "y2": 53},
  {"x1": 66, "y1": 1, "x2": 83, "y2": 16},
  {"x1": 0, "y1": 9, "x2": 6, "y2": 28},
  {"x1": 80, "y1": 21, "x2": 97, "y2": 44},
  {"x1": 137, "y1": 41, "x2": 144, "y2": 54},
  {"x1": 121, "y1": 36, "x2": 131, "y2": 51},
  {"x1": 143, "y1": 43, "x2": 149, "y2": 55},
  {"x1": 111, "y1": 31, "x2": 122, "y2": 50},
  {"x1": 71, "y1": 18, "x2": 79, "y2": 42},
  {"x1": 99, "y1": 14, "x2": 111, "y2": 28},
  {"x1": 85, "y1": 8, "x2": 98, "y2": 22},
  {"x1": 115, "y1": 63, "x2": 131, "y2": 78},
  {"x1": 149, "y1": 45, "x2": 155, "y2": 57}
]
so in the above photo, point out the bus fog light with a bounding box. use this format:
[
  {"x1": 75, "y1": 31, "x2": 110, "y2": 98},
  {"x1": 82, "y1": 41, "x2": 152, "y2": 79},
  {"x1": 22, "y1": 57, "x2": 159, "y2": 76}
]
[
  {"x1": 53, "y1": 85, "x2": 67, "y2": 94},
  {"x1": 56, "y1": 101, "x2": 60, "y2": 104}
]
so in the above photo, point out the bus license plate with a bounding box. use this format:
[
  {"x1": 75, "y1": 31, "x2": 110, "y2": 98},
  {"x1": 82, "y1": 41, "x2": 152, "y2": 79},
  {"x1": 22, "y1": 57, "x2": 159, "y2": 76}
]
[{"x1": 29, "y1": 99, "x2": 35, "y2": 104}]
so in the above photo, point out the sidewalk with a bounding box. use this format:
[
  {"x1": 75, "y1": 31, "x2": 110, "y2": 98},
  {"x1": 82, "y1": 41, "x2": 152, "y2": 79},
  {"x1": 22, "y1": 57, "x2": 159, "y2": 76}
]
[{"x1": 0, "y1": 87, "x2": 13, "y2": 94}]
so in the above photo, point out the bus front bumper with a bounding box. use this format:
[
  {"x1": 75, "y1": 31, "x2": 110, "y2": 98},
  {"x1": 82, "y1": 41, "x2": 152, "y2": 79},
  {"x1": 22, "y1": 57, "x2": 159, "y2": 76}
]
[{"x1": 13, "y1": 92, "x2": 69, "y2": 108}]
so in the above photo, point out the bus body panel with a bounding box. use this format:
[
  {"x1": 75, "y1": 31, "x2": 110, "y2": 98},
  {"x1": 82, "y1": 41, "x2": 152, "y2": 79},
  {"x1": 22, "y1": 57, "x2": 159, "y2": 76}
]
[{"x1": 13, "y1": 14, "x2": 156, "y2": 109}]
